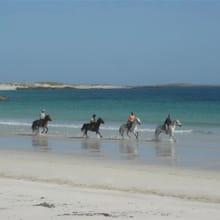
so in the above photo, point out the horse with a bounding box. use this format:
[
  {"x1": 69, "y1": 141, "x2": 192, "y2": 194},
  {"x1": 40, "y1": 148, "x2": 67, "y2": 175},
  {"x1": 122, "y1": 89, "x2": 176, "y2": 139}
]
[
  {"x1": 81, "y1": 117, "x2": 104, "y2": 138},
  {"x1": 119, "y1": 117, "x2": 142, "y2": 140},
  {"x1": 32, "y1": 114, "x2": 52, "y2": 134},
  {"x1": 154, "y1": 119, "x2": 182, "y2": 142}
]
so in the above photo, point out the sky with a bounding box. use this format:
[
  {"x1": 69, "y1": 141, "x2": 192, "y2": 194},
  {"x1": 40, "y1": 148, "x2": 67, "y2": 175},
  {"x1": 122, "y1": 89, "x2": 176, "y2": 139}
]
[{"x1": 1, "y1": 0, "x2": 220, "y2": 85}]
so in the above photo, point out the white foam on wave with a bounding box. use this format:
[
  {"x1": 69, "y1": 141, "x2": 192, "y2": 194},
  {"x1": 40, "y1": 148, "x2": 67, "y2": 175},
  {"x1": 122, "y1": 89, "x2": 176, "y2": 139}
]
[
  {"x1": 175, "y1": 129, "x2": 193, "y2": 134},
  {"x1": 0, "y1": 121, "x2": 30, "y2": 126}
]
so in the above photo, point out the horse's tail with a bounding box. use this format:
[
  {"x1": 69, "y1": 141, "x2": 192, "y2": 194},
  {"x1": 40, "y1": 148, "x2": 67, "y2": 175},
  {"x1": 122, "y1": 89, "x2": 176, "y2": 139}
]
[
  {"x1": 81, "y1": 124, "x2": 85, "y2": 132},
  {"x1": 32, "y1": 120, "x2": 37, "y2": 132},
  {"x1": 119, "y1": 125, "x2": 124, "y2": 137},
  {"x1": 32, "y1": 122, "x2": 34, "y2": 132},
  {"x1": 154, "y1": 125, "x2": 161, "y2": 140}
]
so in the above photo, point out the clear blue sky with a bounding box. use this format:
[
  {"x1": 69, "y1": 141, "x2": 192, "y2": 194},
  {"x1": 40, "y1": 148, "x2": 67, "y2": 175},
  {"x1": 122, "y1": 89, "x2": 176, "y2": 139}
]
[{"x1": 1, "y1": 0, "x2": 220, "y2": 85}]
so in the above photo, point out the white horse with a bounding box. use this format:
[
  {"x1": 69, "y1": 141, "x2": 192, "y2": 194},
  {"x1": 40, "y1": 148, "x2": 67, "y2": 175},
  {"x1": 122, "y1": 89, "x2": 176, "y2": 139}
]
[
  {"x1": 119, "y1": 118, "x2": 142, "y2": 139},
  {"x1": 155, "y1": 119, "x2": 182, "y2": 142}
]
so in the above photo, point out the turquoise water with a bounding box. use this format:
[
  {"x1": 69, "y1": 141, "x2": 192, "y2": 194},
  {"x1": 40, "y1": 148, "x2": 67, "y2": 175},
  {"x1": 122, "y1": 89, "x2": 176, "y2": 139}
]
[
  {"x1": 1, "y1": 87, "x2": 220, "y2": 170},
  {"x1": 0, "y1": 87, "x2": 220, "y2": 137}
]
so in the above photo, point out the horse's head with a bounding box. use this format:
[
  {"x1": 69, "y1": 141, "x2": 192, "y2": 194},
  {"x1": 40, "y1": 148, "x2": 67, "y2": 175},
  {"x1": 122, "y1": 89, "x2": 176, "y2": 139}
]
[
  {"x1": 97, "y1": 117, "x2": 104, "y2": 124},
  {"x1": 45, "y1": 114, "x2": 52, "y2": 121},
  {"x1": 173, "y1": 119, "x2": 182, "y2": 127},
  {"x1": 135, "y1": 117, "x2": 142, "y2": 125}
]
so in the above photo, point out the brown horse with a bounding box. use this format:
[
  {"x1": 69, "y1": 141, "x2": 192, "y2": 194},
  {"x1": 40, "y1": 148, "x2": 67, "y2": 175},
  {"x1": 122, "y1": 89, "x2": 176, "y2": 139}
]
[{"x1": 32, "y1": 114, "x2": 52, "y2": 134}]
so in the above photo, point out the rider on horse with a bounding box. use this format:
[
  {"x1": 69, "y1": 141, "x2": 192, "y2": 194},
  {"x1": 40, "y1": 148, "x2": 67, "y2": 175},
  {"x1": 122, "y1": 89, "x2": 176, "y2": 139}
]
[
  {"x1": 90, "y1": 114, "x2": 96, "y2": 129},
  {"x1": 127, "y1": 112, "x2": 136, "y2": 131},
  {"x1": 32, "y1": 110, "x2": 52, "y2": 134},
  {"x1": 39, "y1": 109, "x2": 46, "y2": 123},
  {"x1": 163, "y1": 113, "x2": 172, "y2": 134}
]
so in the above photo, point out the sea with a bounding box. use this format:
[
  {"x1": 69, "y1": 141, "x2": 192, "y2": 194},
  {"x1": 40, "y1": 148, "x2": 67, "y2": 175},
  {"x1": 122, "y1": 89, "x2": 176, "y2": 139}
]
[{"x1": 0, "y1": 86, "x2": 220, "y2": 170}]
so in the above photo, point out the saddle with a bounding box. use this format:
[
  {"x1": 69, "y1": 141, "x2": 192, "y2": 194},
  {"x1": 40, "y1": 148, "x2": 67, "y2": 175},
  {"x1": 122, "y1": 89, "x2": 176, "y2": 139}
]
[
  {"x1": 162, "y1": 124, "x2": 170, "y2": 134},
  {"x1": 127, "y1": 121, "x2": 133, "y2": 130},
  {"x1": 90, "y1": 122, "x2": 96, "y2": 130},
  {"x1": 38, "y1": 119, "x2": 45, "y2": 127}
]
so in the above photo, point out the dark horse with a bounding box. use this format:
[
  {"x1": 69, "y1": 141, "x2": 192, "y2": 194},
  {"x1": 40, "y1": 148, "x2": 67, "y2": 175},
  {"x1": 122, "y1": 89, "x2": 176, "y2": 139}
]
[
  {"x1": 32, "y1": 115, "x2": 52, "y2": 134},
  {"x1": 81, "y1": 118, "x2": 104, "y2": 138}
]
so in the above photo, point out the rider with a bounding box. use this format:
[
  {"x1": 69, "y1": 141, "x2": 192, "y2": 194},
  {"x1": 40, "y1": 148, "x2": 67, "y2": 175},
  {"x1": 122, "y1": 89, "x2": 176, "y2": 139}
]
[
  {"x1": 163, "y1": 113, "x2": 172, "y2": 134},
  {"x1": 127, "y1": 112, "x2": 136, "y2": 131},
  {"x1": 39, "y1": 109, "x2": 46, "y2": 120},
  {"x1": 90, "y1": 114, "x2": 96, "y2": 129}
]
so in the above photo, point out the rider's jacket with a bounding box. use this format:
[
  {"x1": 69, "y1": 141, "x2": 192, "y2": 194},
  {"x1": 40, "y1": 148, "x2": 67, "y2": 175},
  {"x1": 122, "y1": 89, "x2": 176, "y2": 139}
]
[
  {"x1": 90, "y1": 117, "x2": 96, "y2": 123},
  {"x1": 40, "y1": 112, "x2": 46, "y2": 120}
]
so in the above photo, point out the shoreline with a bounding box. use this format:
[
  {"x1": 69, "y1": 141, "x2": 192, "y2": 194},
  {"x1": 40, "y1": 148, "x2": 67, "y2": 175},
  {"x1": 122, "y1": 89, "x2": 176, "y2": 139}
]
[
  {"x1": 0, "y1": 148, "x2": 220, "y2": 203},
  {"x1": 0, "y1": 133, "x2": 220, "y2": 171}
]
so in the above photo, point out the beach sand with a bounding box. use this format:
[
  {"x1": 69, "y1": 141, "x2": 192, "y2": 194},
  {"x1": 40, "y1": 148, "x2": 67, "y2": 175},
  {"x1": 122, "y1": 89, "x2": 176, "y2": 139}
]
[{"x1": 0, "y1": 145, "x2": 220, "y2": 219}]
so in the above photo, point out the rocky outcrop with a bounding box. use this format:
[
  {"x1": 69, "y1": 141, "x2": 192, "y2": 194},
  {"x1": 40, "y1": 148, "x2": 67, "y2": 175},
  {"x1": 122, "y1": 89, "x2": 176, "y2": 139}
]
[{"x1": 0, "y1": 96, "x2": 8, "y2": 101}]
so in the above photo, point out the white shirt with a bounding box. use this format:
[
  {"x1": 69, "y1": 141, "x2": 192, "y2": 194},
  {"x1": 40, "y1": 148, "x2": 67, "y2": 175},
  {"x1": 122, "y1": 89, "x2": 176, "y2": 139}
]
[{"x1": 40, "y1": 112, "x2": 46, "y2": 120}]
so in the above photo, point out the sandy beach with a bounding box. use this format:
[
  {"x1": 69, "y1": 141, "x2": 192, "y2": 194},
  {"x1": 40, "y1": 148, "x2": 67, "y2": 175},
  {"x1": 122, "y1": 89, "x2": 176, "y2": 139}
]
[
  {"x1": 1, "y1": 0, "x2": 220, "y2": 218},
  {"x1": 0, "y1": 144, "x2": 220, "y2": 219}
]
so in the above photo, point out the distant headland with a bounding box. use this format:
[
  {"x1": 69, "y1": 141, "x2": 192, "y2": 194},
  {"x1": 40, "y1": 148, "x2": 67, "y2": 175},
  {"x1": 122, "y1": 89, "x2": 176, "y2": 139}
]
[
  {"x1": 0, "y1": 82, "x2": 131, "y2": 90},
  {"x1": 0, "y1": 82, "x2": 220, "y2": 91}
]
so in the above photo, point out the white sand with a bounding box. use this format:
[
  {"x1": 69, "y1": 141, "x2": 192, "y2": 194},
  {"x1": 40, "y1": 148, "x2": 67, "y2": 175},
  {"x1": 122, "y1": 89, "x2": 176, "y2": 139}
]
[{"x1": 0, "y1": 149, "x2": 220, "y2": 219}]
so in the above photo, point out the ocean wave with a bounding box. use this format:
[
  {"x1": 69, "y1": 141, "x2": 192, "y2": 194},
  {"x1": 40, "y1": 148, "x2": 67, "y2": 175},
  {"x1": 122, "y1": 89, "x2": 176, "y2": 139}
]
[
  {"x1": 0, "y1": 121, "x2": 30, "y2": 127},
  {"x1": 193, "y1": 130, "x2": 214, "y2": 135}
]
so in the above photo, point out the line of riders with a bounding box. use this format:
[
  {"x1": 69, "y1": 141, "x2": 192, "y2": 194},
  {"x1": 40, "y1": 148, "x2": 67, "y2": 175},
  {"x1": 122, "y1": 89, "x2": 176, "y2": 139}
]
[{"x1": 35, "y1": 109, "x2": 173, "y2": 135}]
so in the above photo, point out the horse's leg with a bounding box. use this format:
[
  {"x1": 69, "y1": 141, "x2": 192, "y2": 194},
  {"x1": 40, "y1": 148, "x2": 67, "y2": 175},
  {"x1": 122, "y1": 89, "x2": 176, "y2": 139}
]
[
  {"x1": 119, "y1": 128, "x2": 124, "y2": 139},
  {"x1": 127, "y1": 130, "x2": 131, "y2": 138},
  {"x1": 41, "y1": 127, "x2": 45, "y2": 134},
  {"x1": 85, "y1": 130, "x2": 88, "y2": 138},
  {"x1": 154, "y1": 128, "x2": 161, "y2": 141},
  {"x1": 82, "y1": 131, "x2": 85, "y2": 138},
  {"x1": 45, "y1": 127, "x2": 48, "y2": 134},
  {"x1": 32, "y1": 125, "x2": 36, "y2": 134},
  {"x1": 96, "y1": 130, "x2": 102, "y2": 138},
  {"x1": 131, "y1": 131, "x2": 138, "y2": 140},
  {"x1": 169, "y1": 131, "x2": 176, "y2": 142},
  {"x1": 119, "y1": 127, "x2": 123, "y2": 138},
  {"x1": 135, "y1": 131, "x2": 139, "y2": 140},
  {"x1": 171, "y1": 134, "x2": 176, "y2": 142}
]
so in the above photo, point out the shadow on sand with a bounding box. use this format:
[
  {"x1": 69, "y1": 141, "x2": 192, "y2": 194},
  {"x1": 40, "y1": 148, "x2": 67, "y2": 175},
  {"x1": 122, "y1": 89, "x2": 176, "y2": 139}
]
[{"x1": 32, "y1": 135, "x2": 49, "y2": 151}]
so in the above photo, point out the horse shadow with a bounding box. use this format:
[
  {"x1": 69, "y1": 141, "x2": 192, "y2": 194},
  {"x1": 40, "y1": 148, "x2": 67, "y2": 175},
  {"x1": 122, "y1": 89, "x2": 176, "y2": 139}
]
[
  {"x1": 119, "y1": 140, "x2": 139, "y2": 159},
  {"x1": 81, "y1": 139, "x2": 101, "y2": 152},
  {"x1": 154, "y1": 141, "x2": 176, "y2": 159},
  {"x1": 32, "y1": 135, "x2": 49, "y2": 151}
]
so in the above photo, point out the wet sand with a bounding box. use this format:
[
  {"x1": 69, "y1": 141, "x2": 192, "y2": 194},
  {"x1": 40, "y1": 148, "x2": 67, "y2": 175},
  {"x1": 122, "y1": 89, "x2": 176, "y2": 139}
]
[{"x1": 0, "y1": 137, "x2": 220, "y2": 219}]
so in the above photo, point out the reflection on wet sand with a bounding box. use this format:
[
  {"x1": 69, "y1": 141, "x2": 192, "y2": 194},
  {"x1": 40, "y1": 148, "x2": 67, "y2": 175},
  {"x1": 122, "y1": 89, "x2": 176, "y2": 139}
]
[
  {"x1": 81, "y1": 139, "x2": 101, "y2": 152},
  {"x1": 32, "y1": 135, "x2": 49, "y2": 151},
  {"x1": 119, "y1": 140, "x2": 139, "y2": 159},
  {"x1": 154, "y1": 141, "x2": 176, "y2": 159}
]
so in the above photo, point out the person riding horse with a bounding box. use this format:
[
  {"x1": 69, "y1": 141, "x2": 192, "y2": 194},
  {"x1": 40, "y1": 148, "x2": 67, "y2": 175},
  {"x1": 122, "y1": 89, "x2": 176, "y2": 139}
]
[
  {"x1": 155, "y1": 118, "x2": 182, "y2": 142},
  {"x1": 40, "y1": 109, "x2": 46, "y2": 120},
  {"x1": 119, "y1": 115, "x2": 141, "y2": 139},
  {"x1": 90, "y1": 114, "x2": 96, "y2": 129},
  {"x1": 163, "y1": 114, "x2": 172, "y2": 134},
  {"x1": 81, "y1": 116, "x2": 104, "y2": 138},
  {"x1": 127, "y1": 112, "x2": 136, "y2": 131},
  {"x1": 32, "y1": 112, "x2": 52, "y2": 134}
]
